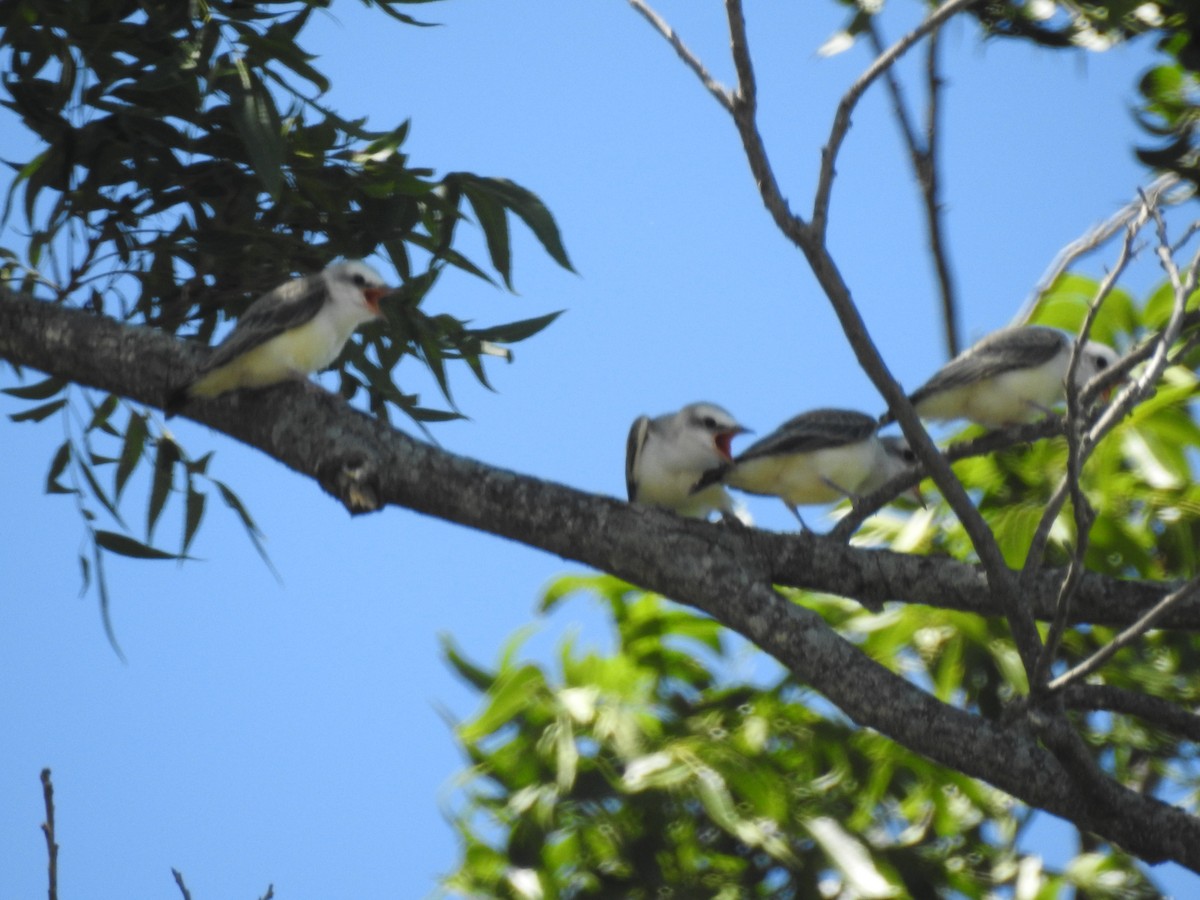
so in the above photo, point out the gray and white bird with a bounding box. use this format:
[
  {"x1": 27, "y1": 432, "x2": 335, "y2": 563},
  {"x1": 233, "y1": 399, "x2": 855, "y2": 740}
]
[
  {"x1": 626, "y1": 402, "x2": 749, "y2": 518},
  {"x1": 166, "y1": 260, "x2": 392, "y2": 416},
  {"x1": 886, "y1": 325, "x2": 1118, "y2": 428},
  {"x1": 718, "y1": 407, "x2": 918, "y2": 526}
]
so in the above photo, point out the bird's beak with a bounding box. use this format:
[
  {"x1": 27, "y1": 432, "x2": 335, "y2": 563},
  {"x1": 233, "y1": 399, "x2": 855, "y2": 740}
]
[
  {"x1": 715, "y1": 426, "x2": 751, "y2": 461},
  {"x1": 363, "y1": 286, "x2": 393, "y2": 317}
]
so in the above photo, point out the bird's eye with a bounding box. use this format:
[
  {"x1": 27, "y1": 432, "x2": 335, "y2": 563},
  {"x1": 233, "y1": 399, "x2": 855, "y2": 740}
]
[
  {"x1": 903, "y1": 448, "x2": 917, "y2": 462},
  {"x1": 702, "y1": 416, "x2": 718, "y2": 430},
  {"x1": 1093, "y1": 355, "x2": 1109, "y2": 370},
  {"x1": 352, "y1": 273, "x2": 367, "y2": 287}
]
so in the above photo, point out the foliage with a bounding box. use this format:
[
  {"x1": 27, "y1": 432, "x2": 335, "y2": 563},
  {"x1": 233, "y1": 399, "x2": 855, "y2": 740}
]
[
  {"x1": 0, "y1": 0, "x2": 572, "y2": 635},
  {"x1": 443, "y1": 269, "x2": 1200, "y2": 894},
  {"x1": 443, "y1": 575, "x2": 1163, "y2": 898}
]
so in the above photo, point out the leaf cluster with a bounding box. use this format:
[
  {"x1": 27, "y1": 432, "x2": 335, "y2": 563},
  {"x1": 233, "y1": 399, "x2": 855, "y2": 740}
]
[
  {"x1": 443, "y1": 575, "x2": 1162, "y2": 898},
  {"x1": 0, "y1": 0, "x2": 572, "y2": 617}
]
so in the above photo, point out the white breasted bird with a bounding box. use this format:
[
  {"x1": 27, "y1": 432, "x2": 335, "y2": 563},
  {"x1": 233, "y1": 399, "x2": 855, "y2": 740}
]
[
  {"x1": 886, "y1": 325, "x2": 1119, "y2": 428},
  {"x1": 165, "y1": 260, "x2": 392, "y2": 416},
  {"x1": 626, "y1": 402, "x2": 749, "y2": 518},
  {"x1": 718, "y1": 407, "x2": 918, "y2": 526}
]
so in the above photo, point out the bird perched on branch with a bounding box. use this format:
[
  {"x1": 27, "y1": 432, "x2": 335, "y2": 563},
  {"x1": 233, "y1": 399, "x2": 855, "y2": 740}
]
[
  {"x1": 882, "y1": 325, "x2": 1118, "y2": 428},
  {"x1": 626, "y1": 402, "x2": 749, "y2": 519},
  {"x1": 708, "y1": 407, "x2": 918, "y2": 528},
  {"x1": 165, "y1": 260, "x2": 393, "y2": 416}
]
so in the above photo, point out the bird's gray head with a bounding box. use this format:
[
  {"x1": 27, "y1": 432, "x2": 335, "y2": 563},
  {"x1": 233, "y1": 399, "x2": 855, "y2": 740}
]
[
  {"x1": 677, "y1": 402, "x2": 747, "y2": 462},
  {"x1": 324, "y1": 260, "x2": 390, "y2": 318},
  {"x1": 1072, "y1": 340, "x2": 1119, "y2": 393},
  {"x1": 872, "y1": 435, "x2": 924, "y2": 504}
]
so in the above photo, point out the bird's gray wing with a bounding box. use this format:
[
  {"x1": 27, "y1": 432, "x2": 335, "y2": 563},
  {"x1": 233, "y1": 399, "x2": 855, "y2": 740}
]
[
  {"x1": 200, "y1": 273, "x2": 328, "y2": 372},
  {"x1": 908, "y1": 327, "x2": 1066, "y2": 403},
  {"x1": 737, "y1": 408, "x2": 876, "y2": 461},
  {"x1": 626, "y1": 416, "x2": 650, "y2": 501}
]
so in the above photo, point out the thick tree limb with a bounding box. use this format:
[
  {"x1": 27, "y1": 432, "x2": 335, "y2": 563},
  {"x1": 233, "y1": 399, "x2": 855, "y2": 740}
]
[{"x1": 3, "y1": 291, "x2": 1200, "y2": 870}]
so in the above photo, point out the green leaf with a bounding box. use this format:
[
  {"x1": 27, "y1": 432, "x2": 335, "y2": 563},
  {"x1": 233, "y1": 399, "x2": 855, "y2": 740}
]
[
  {"x1": 2, "y1": 374, "x2": 66, "y2": 400},
  {"x1": 214, "y1": 478, "x2": 277, "y2": 578},
  {"x1": 464, "y1": 183, "x2": 512, "y2": 289},
  {"x1": 45, "y1": 440, "x2": 72, "y2": 495},
  {"x1": 228, "y1": 62, "x2": 285, "y2": 198},
  {"x1": 95, "y1": 529, "x2": 180, "y2": 560},
  {"x1": 9, "y1": 397, "x2": 67, "y2": 423},
  {"x1": 79, "y1": 457, "x2": 125, "y2": 527},
  {"x1": 148, "y1": 437, "x2": 179, "y2": 541},
  {"x1": 115, "y1": 412, "x2": 149, "y2": 499},
  {"x1": 458, "y1": 664, "x2": 545, "y2": 743},
  {"x1": 90, "y1": 544, "x2": 126, "y2": 663},
  {"x1": 464, "y1": 176, "x2": 574, "y2": 274},
  {"x1": 87, "y1": 392, "x2": 120, "y2": 435},
  {"x1": 183, "y1": 482, "x2": 206, "y2": 555},
  {"x1": 467, "y1": 310, "x2": 563, "y2": 345}
]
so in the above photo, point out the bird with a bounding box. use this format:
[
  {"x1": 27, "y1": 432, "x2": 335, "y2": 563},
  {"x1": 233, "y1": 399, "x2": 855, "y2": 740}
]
[
  {"x1": 716, "y1": 407, "x2": 919, "y2": 527},
  {"x1": 626, "y1": 402, "x2": 749, "y2": 519},
  {"x1": 165, "y1": 260, "x2": 392, "y2": 416},
  {"x1": 884, "y1": 325, "x2": 1119, "y2": 428}
]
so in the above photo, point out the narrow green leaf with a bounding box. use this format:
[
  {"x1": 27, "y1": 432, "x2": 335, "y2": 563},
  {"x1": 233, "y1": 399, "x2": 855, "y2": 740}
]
[
  {"x1": 229, "y1": 63, "x2": 285, "y2": 198},
  {"x1": 468, "y1": 311, "x2": 563, "y2": 345},
  {"x1": 79, "y1": 457, "x2": 125, "y2": 527},
  {"x1": 115, "y1": 412, "x2": 149, "y2": 499},
  {"x1": 440, "y1": 634, "x2": 497, "y2": 692},
  {"x1": 148, "y1": 438, "x2": 179, "y2": 541},
  {"x1": 214, "y1": 479, "x2": 278, "y2": 579},
  {"x1": 45, "y1": 440, "x2": 72, "y2": 495},
  {"x1": 87, "y1": 393, "x2": 120, "y2": 434},
  {"x1": 470, "y1": 176, "x2": 575, "y2": 273},
  {"x1": 91, "y1": 544, "x2": 127, "y2": 663},
  {"x1": 9, "y1": 397, "x2": 67, "y2": 423},
  {"x1": 95, "y1": 529, "x2": 180, "y2": 560},
  {"x1": 458, "y1": 665, "x2": 545, "y2": 743},
  {"x1": 2, "y1": 374, "x2": 65, "y2": 400},
  {"x1": 183, "y1": 482, "x2": 206, "y2": 555},
  {"x1": 464, "y1": 185, "x2": 512, "y2": 289}
]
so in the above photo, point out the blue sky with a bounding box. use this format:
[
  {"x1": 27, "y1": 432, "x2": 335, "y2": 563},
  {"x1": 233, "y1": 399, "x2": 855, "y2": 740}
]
[{"x1": 2, "y1": 0, "x2": 1195, "y2": 896}]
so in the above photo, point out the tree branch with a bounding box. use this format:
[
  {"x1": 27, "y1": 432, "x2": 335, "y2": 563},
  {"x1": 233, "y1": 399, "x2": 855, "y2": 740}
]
[
  {"x1": 4, "y1": 291, "x2": 1200, "y2": 870},
  {"x1": 40, "y1": 768, "x2": 58, "y2": 900}
]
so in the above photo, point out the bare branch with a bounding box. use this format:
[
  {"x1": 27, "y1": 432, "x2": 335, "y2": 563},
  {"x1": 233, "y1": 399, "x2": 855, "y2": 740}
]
[
  {"x1": 1050, "y1": 576, "x2": 1200, "y2": 693},
  {"x1": 627, "y1": 0, "x2": 734, "y2": 113},
  {"x1": 1014, "y1": 172, "x2": 1188, "y2": 326},
  {"x1": 1026, "y1": 226, "x2": 1140, "y2": 690},
  {"x1": 812, "y1": 0, "x2": 976, "y2": 241},
  {"x1": 40, "y1": 769, "x2": 58, "y2": 900},
  {"x1": 172, "y1": 869, "x2": 193, "y2": 900},
  {"x1": 7, "y1": 291, "x2": 1200, "y2": 868},
  {"x1": 866, "y1": 21, "x2": 959, "y2": 357}
]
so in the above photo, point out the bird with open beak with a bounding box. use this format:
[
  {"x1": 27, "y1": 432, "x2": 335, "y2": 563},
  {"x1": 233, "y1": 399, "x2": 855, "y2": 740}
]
[
  {"x1": 165, "y1": 259, "x2": 393, "y2": 416},
  {"x1": 626, "y1": 402, "x2": 749, "y2": 519},
  {"x1": 883, "y1": 324, "x2": 1119, "y2": 429},
  {"x1": 714, "y1": 407, "x2": 920, "y2": 528}
]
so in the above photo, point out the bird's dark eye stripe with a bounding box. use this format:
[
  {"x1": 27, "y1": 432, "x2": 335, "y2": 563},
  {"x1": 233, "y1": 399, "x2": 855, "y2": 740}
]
[{"x1": 351, "y1": 273, "x2": 367, "y2": 287}]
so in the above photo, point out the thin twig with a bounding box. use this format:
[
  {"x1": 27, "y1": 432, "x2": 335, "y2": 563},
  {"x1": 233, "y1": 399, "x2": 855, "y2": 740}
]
[
  {"x1": 41, "y1": 769, "x2": 58, "y2": 900},
  {"x1": 172, "y1": 868, "x2": 193, "y2": 900},
  {"x1": 1014, "y1": 172, "x2": 1187, "y2": 325},
  {"x1": 867, "y1": 21, "x2": 959, "y2": 357},
  {"x1": 724, "y1": 0, "x2": 1043, "y2": 672},
  {"x1": 811, "y1": 0, "x2": 976, "y2": 241},
  {"x1": 1022, "y1": 224, "x2": 1139, "y2": 588},
  {"x1": 1048, "y1": 576, "x2": 1200, "y2": 692},
  {"x1": 627, "y1": 0, "x2": 735, "y2": 113}
]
